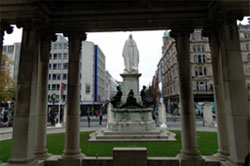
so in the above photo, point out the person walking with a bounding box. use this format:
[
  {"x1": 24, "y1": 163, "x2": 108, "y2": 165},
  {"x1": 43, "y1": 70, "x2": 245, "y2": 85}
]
[
  {"x1": 99, "y1": 113, "x2": 103, "y2": 126},
  {"x1": 87, "y1": 114, "x2": 91, "y2": 127}
]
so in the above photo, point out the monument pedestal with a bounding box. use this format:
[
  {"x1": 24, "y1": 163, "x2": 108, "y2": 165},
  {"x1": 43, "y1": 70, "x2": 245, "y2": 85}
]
[
  {"x1": 120, "y1": 73, "x2": 141, "y2": 103},
  {"x1": 109, "y1": 108, "x2": 155, "y2": 131},
  {"x1": 89, "y1": 106, "x2": 176, "y2": 142}
]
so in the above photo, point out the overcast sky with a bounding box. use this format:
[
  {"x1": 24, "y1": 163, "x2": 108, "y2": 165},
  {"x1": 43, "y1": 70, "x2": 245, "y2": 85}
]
[{"x1": 3, "y1": 17, "x2": 249, "y2": 89}]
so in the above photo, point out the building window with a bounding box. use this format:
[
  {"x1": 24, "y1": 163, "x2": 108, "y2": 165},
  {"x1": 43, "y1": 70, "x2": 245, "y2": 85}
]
[
  {"x1": 63, "y1": 53, "x2": 68, "y2": 59},
  {"x1": 202, "y1": 55, "x2": 206, "y2": 63},
  {"x1": 53, "y1": 74, "x2": 57, "y2": 80},
  {"x1": 85, "y1": 83, "x2": 90, "y2": 94},
  {"x1": 2, "y1": 46, "x2": 7, "y2": 52},
  {"x1": 195, "y1": 67, "x2": 198, "y2": 76},
  {"x1": 63, "y1": 74, "x2": 67, "y2": 80},
  {"x1": 53, "y1": 54, "x2": 57, "y2": 59},
  {"x1": 247, "y1": 44, "x2": 250, "y2": 51},
  {"x1": 63, "y1": 63, "x2": 68, "y2": 69},
  {"x1": 199, "y1": 66, "x2": 203, "y2": 76},
  {"x1": 57, "y1": 63, "x2": 61, "y2": 70},
  {"x1": 52, "y1": 84, "x2": 56, "y2": 90},
  {"x1": 198, "y1": 55, "x2": 202, "y2": 63},
  {"x1": 7, "y1": 46, "x2": 14, "y2": 53},
  {"x1": 58, "y1": 53, "x2": 62, "y2": 59},
  {"x1": 53, "y1": 64, "x2": 57, "y2": 70},
  {"x1": 56, "y1": 74, "x2": 61, "y2": 80},
  {"x1": 248, "y1": 54, "x2": 250, "y2": 62},
  {"x1": 59, "y1": 43, "x2": 62, "y2": 49},
  {"x1": 204, "y1": 66, "x2": 207, "y2": 75},
  {"x1": 210, "y1": 84, "x2": 213, "y2": 91},
  {"x1": 54, "y1": 44, "x2": 58, "y2": 49},
  {"x1": 194, "y1": 55, "x2": 198, "y2": 63},
  {"x1": 56, "y1": 84, "x2": 60, "y2": 90},
  {"x1": 199, "y1": 82, "x2": 205, "y2": 91},
  {"x1": 245, "y1": 33, "x2": 250, "y2": 39},
  {"x1": 64, "y1": 43, "x2": 68, "y2": 49}
]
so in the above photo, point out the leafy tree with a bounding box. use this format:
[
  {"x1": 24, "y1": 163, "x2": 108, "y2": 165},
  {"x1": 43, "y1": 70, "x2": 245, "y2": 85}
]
[{"x1": 0, "y1": 53, "x2": 16, "y2": 103}]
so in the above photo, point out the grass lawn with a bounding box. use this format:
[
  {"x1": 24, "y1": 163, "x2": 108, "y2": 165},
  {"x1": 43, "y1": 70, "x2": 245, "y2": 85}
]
[{"x1": 0, "y1": 130, "x2": 218, "y2": 162}]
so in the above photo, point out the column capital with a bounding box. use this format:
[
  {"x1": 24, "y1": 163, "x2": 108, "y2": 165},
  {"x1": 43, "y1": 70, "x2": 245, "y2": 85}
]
[
  {"x1": 0, "y1": 21, "x2": 14, "y2": 34},
  {"x1": 63, "y1": 29, "x2": 87, "y2": 41},
  {"x1": 39, "y1": 28, "x2": 57, "y2": 42},
  {"x1": 202, "y1": 25, "x2": 218, "y2": 38},
  {"x1": 169, "y1": 26, "x2": 194, "y2": 39}
]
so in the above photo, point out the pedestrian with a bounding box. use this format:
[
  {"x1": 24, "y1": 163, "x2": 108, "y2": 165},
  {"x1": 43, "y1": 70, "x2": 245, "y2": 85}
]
[
  {"x1": 99, "y1": 113, "x2": 103, "y2": 126},
  {"x1": 87, "y1": 114, "x2": 91, "y2": 127}
]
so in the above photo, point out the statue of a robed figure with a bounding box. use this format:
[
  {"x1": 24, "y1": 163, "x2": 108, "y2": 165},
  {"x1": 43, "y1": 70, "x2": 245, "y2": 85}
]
[{"x1": 122, "y1": 34, "x2": 139, "y2": 73}]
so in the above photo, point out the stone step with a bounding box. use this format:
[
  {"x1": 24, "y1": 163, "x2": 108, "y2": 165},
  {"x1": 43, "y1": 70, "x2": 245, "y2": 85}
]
[
  {"x1": 103, "y1": 131, "x2": 162, "y2": 135},
  {"x1": 96, "y1": 134, "x2": 169, "y2": 139}
]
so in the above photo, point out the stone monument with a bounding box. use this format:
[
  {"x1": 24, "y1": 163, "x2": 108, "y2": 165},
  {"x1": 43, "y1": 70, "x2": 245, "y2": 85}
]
[
  {"x1": 89, "y1": 34, "x2": 176, "y2": 141},
  {"x1": 203, "y1": 101, "x2": 214, "y2": 127}
]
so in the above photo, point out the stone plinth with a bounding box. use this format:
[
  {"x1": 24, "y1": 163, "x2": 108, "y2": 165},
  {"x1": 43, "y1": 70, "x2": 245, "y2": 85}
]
[
  {"x1": 120, "y1": 73, "x2": 141, "y2": 103},
  {"x1": 109, "y1": 108, "x2": 155, "y2": 131},
  {"x1": 89, "y1": 107, "x2": 176, "y2": 142},
  {"x1": 203, "y1": 102, "x2": 214, "y2": 127}
]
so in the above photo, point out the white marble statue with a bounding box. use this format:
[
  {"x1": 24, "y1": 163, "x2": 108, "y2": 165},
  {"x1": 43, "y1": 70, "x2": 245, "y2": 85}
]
[{"x1": 122, "y1": 34, "x2": 139, "y2": 73}]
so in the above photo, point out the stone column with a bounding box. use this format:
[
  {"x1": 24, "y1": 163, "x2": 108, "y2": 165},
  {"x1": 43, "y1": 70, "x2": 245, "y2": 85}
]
[
  {"x1": 34, "y1": 30, "x2": 56, "y2": 160},
  {"x1": 170, "y1": 27, "x2": 201, "y2": 160},
  {"x1": 8, "y1": 23, "x2": 39, "y2": 166},
  {"x1": 202, "y1": 26, "x2": 230, "y2": 160},
  {"x1": 219, "y1": 14, "x2": 249, "y2": 165},
  {"x1": 61, "y1": 31, "x2": 86, "y2": 159}
]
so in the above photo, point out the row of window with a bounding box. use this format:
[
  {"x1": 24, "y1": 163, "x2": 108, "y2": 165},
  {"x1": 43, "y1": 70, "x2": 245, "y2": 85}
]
[
  {"x1": 50, "y1": 53, "x2": 68, "y2": 60},
  {"x1": 194, "y1": 66, "x2": 207, "y2": 76},
  {"x1": 196, "y1": 82, "x2": 213, "y2": 91},
  {"x1": 193, "y1": 55, "x2": 206, "y2": 63},
  {"x1": 48, "y1": 83, "x2": 91, "y2": 94},
  {"x1": 193, "y1": 45, "x2": 205, "y2": 53},
  {"x1": 48, "y1": 84, "x2": 68, "y2": 91},
  {"x1": 49, "y1": 74, "x2": 67, "y2": 80},
  {"x1": 48, "y1": 73, "x2": 85, "y2": 80},
  {"x1": 52, "y1": 43, "x2": 68, "y2": 50},
  {"x1": 2, "y1": 46, "x2": 14, "y2": 53},
  {"x1": 49, "y1": 63, "x2": 68, "y2": 70}
]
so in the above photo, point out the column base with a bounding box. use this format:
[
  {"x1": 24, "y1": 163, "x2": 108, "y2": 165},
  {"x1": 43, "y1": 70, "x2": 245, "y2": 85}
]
[
  {"x1": 223, "y1": 158, "x2": 246, "y2": 166},
  {"x1": 8, "y1": 158, "x2": 38, "y2": 166},
  {"x1": 62, "y1": 149, "x2": 85, "y2": 160},
  {"x1": 177, "y1": 150, "x2": 201, "y2": 160},
  {"x1": 34, "y1": 149, "x2": 51, "y2": 160},
  {"x1": 214, "y1": 150, "x2": 229, "y2": 161}
]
